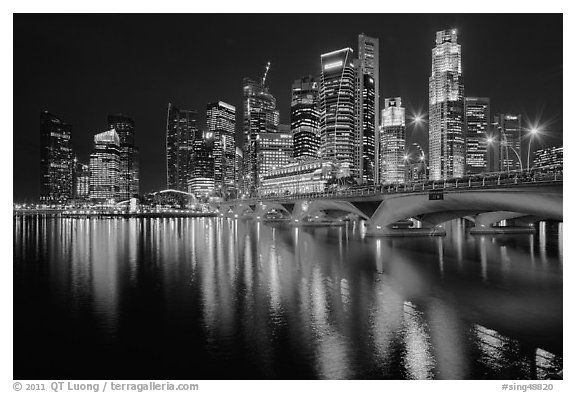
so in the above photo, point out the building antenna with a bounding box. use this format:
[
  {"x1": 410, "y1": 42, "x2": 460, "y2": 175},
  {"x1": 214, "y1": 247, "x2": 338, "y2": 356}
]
[{"x1": 262, "y1": 61, "x2": 271, "y2": 85}]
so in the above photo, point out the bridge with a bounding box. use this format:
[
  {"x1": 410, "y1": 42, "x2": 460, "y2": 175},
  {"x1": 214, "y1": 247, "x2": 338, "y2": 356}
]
[{"x1": 216, "y1": 168, "x2": 563, "y2": 236}]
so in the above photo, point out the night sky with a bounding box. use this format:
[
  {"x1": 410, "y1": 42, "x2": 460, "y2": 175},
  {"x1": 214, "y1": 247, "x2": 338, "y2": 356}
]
[{"x1": 13, "y1": 13, "x2": 563, "y2": 201}]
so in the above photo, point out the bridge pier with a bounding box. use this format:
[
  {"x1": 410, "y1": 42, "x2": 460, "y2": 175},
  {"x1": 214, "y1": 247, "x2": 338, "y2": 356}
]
[{"x1": 469, "y1": 211, "x2": 536, "y2": 235}]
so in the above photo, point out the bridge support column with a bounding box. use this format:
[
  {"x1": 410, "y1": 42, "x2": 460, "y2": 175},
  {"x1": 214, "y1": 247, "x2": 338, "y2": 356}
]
[{"x1": 469, "y1": 211, "x2": 535, "y2": 234}]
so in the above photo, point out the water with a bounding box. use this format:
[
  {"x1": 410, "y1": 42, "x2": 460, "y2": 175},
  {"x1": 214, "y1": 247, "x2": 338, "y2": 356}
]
[{"x1": 13, "y1": 216, "x2": 563, "y2": 380}]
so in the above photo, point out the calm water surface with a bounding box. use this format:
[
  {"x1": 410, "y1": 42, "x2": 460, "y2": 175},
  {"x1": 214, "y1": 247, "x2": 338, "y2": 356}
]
[{"x1": 13, "y1": 216, "x2": 563, "y2": 379}]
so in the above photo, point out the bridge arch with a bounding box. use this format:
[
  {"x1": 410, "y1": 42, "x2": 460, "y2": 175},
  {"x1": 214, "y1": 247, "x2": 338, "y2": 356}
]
[
  {"x1": 369, "y1": 184, "x2": 562, "y2": 230},
  {"x1": 293, "y1": 200, "x2": 370, "y2": 222}
]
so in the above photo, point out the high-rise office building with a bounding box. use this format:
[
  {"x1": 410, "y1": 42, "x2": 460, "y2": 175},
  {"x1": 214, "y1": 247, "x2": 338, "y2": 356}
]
[
  {"x1": 188, "y1": 132, "x2": 215, "y2": 198},
  {"x1": 108, "y1": 114, "x2": 139, "y2": 199},
  {"x1": 491, "y1": 114, "x2": 522, "y2": 172},
  {"x1": 242, "y1": 77, "x2": 279, "y2": 194},
  {"x1": 166, "y1": 103, "x2": 198, "y2": 191},
  {"x1": 357, "y1": 34, "x2": 379, "y2": 184},
  {"x1": 257, "y1": 130, "x2": 293, "y2": 183},
  {"x1": 39, "y1": 111, "x2": 73, "y2": 203},
  {"x1": 429, "y1": 29, "x2": 465, "y2": 180},
  {"x1": 291, "y1": 75, "x2": 320, "y2": 160},
  {"x1": 234, "y1": 147, "x2": 244, "y2": 197},
  {"x1": 207, "y1": 101, "x2": 236, "y2": 196},
  {"x1": 319, "y1": 48, "x2": 357, "y2": 176},
  {"x1": 73, "y1": 160, "x2": 90, "y2": 200},
  {"x1": 464, "y1": 97, "x2": 490, "y2": 174},
  {"x1": 89, "y1": 129, "x2": 121, "y2": 202},
  {"x1": 380, "y1": 98, "x2": 406, "y2": 184},
  {"x1": 533, "y1": 146, "x2": 563, "y2": 169}
]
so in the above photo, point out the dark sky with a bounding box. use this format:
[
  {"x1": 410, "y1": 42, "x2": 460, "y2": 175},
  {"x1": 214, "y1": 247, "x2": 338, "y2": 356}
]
[{"x1": 13, "y1": 13, "x2": 563, "y2": 200}]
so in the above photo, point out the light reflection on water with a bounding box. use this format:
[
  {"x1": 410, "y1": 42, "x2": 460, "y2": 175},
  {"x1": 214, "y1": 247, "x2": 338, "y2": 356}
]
[{"x1": 13, "y1": 216, "x2": 562, "y2": 380}]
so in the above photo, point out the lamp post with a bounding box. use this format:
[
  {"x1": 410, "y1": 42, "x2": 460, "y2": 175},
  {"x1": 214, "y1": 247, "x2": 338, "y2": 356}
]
[
  {"x1": 490, "y1": 122, "x2": 523, "y2": 173},
  {"x1": 526, "y1": 127, "x2": 539, "y2": 171}
]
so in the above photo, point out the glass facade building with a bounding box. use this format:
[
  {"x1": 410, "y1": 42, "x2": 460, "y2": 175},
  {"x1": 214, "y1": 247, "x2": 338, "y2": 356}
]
[
  {"x1": 533, "y1": 146, "x2": 563, "y2": 169},
  {"x1": 492, "y1": 114, "x2": 523, "y2": 172},
  {"x1": 242, "y1": 77, "x2": 279, "y2": 194},
  {"x1": 380, "y1": 98, "x2": 406, "y2": 184},
  {"x1": 257, "y1": 131, "x2": 293, "y2": 183},
  {"x1": 73, "y1": 160, "x2": 90, "y2": 200},
  {"x1": 319, "y1": 48, "x2": 356, "y2": 177},
  {"x1": 89, "y1": 130, "x2": 121, "y2": 202},
  {"x1": 356, "y1": 34, "x2": 379, "y2": 184},
  {"x1": 207, "y1": 101, "x2": 236, "y2": 196},
  {"x1": 108, "y1": 114, "x2": 139, "y2": 199},
  {"x1": 464, "y1": 97, "x2": 490, "y2": 174},
  {"x1": 39, "y1": 111, "x2": 73, "y2": 203},
  {"x1": 188, "y1": 132, "x2": 215, "y2": 198},
  {"x1": 166, "y1": 103, "x2": 198, "y2": 191},
  {"x1": 291, "y1": 75, "x2": 320, "y2": 160},
  {"x1": 429, "y1": 29, "x2": 465, "y2": 180}
]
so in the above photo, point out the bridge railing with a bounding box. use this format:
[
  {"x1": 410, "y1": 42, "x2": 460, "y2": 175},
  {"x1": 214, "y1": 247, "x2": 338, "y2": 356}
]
[{"x1": 237, "y1": 167, "x2": 562, "y2": 203}]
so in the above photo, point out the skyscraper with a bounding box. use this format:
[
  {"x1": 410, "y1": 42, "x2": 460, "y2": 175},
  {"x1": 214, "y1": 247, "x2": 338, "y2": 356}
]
[
  {"x1": 242, "y1": 77, "x2": 279, "y2": 194},
  {"x1": 73, "y1": 160, "x2": 90, "y2": 200},
  {"x1": 357, "y1": 34, "x2": 379, "y2": 184},
  {"x1": 166, "y1": 103, "x2": 198, "y2": 191},
  {"x1": 291, "y1": 75, "x2": 320, "y2": 160},
  {"x1": 108, "y1": 114, "x2": 139, "y2": 199},
  {"x1": 39, "y1": 111, "x2": 73, "y2": 203},
  {"x1": 493, "y1": 114, "x2": 522, "y2": 172},
  {"x1": 380, "y1": 98, "x2": 406, "y2": 184},
  {"x1": 207, "y1": 101, "x2": 236, "y2": 196},
  {"x1": 188, "y1": 131, "x2": 215, "y2": 198},
  {"x1": 464, "y1": 97, "x2": 490, "y2": 174},
  {"x1": 319, "y1": 48, "x2": 356, "y2": 176},
  {"x1": 533, "y1": 146, "x2": 563, "y2": 169},
  {"x1": 89, "y1": 129, "x2": 121, "y2": 202},
  {"x1": 429, "y1": 29, "x2": 465, "y2": 180}
]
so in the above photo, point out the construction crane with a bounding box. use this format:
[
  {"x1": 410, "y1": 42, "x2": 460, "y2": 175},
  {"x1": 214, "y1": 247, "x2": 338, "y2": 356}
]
[{"x1": 262, "y1": 61, "x2": 271, "y2": 86}]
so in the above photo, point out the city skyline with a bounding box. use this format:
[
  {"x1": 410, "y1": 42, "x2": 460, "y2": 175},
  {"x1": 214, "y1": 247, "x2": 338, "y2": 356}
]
[{"x1": 14, "y1": 14, "x2": 563, "y2": 200}]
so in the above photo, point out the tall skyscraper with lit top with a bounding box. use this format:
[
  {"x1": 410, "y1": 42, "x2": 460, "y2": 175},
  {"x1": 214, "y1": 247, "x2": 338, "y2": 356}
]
[
  {"x1": 429, "y1": 29, "x2": 465, "y2": 180},
  {"x1": 39, "y1": 111, "x2": 74, "y2": 203},
  {"x1": 319, "y1": 48, "x2": 356, "y2": 176},
  {"x1": 242, "y1": 77, "x2": 279, "y2": 194},
  {"x1": 166, "y1": 103, "x2": 198, "y2": 191},
  {"x1": 291, "y1": 75, "x2": 320, "y2": 160},
  {"x1": 108, "y1": 114, "x2": 140, "y2": 199},
  {"x1": 380, "y1": 97, "x2": 406, "y2": 184},
  {"x1": 89, "y1": 129, "x2": 121, "y2": 202},
  {"x1": 357, "y1": 34, "x2": 379, "y2": 184},
  {"x1": 207, "y1": 101, "x2": 236, "y2": 196}
]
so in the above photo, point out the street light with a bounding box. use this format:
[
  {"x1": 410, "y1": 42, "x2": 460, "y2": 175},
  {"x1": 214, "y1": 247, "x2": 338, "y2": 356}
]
[{"x1": 526, "y1": 127, "x2": 539, "y2": 171}]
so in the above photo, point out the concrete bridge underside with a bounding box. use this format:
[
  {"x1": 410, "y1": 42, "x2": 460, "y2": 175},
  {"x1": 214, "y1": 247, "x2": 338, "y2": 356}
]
[{"x1": 218, "y1": 184, "x2": 562, "y2": 236}]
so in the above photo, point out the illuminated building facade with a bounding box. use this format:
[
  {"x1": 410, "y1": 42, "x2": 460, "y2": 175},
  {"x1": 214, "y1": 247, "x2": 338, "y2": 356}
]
[
  {"x1": 492, "y1": 114, "x2": 522, "y2": 172},
  {"x1": 39, "y1": 111, "x2": 73, "y2": 203},
  {"x1": 89, "y1": 129, "x2": 121, "y2": 202},
  {"x1": 260, "y1": 160, "x2": 337, "y2": 196},
  {"x1": 108, "y1": 113, "x2": 139, "y2": 198},
  {"x1": 207, "y1": 101, "x2": 236, "y2": 195},
  {"x1": 429, "y1": 29, "x2": 465, "y2": 180},
  {"x1": 73, "y1": 161, "x2": 90, "y2": 200},
  {"x1": 291, "y1": 75, "x2": 320, "y2": 160},
  {"x1": 356, "y1": 34, "x2": 379, "y2": 184},
  {"x1": 533, "y1": 146, "x2": 563, "y2": 169},
  {"x1": 319, "y1": 48, "x2": 356, "y2": 177},
  {"x1": 380, "y1": 97, "x2": 406, "y2": 184},
  {"x1": 188, "y1": 132, "x2": 215, "y2": 198},
  {"x1": 464, "y1": 97, "x2": 490, "y2": 174},
  {"x1": 243, "y1": 77, "x2": 279, "y2": 194},
  {"x1": 257, "y1": 130, "x2": 293, "y2": 183},
  {"x1": 166, "y1": 103, "x2": 198, "y2": 191}
]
